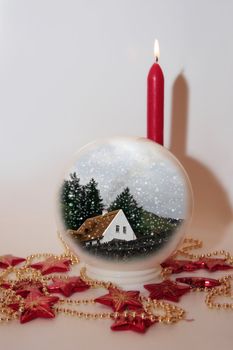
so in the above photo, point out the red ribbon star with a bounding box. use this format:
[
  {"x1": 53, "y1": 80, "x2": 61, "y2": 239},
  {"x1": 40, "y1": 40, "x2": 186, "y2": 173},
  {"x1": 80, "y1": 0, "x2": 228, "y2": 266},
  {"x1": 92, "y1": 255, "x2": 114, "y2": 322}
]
[
  {"x1": 144, "y1": 280, "x2": 191, "y2": 302},
  {"x1": 47, "y1": 276, "x2": 90, "y2": 297},
  {"x1": 176, "y1": 277, "x2": 221, "y2": 289},
  {"x1": 30, "y1": 257, "x2": 71, "y2": 275},
  {"x1": 111, "y1": 310, "x2": 156, "y2": 333},
  {"x1": 0, "y1": 254, "x2": 25, "y2": 269},
  {"x1": 195, "y1": 258, "x2": 233, "y2": 272},
  {"x1": 95, "y1": 288, "x2": 142, "y2": 312},
  {"x1": 161, "y1": 258, "x2": 199, "y2": 274},
  {"x1": 19, "y1": 291, "x2": 59, "y2": 323}
]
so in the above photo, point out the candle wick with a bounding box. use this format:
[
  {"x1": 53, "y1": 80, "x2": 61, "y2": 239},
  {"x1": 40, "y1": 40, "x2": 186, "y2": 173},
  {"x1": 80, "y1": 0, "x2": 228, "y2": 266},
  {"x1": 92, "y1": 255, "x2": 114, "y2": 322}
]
[{"x1": 155, "y1": 56, "x2": 159, "y2": 63}]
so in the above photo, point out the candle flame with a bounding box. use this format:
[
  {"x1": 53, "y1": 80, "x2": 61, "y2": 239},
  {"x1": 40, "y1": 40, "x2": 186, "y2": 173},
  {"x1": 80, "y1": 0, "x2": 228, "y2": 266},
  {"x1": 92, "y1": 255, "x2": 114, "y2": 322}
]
[{"x1": 154, "y1": 39, "x2": 160, "y2": 62}]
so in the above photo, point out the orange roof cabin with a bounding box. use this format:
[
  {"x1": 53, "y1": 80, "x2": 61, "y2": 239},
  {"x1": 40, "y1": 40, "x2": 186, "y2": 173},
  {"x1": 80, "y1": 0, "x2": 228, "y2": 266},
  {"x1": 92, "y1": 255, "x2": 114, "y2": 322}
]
[{"x1": 69, "y1": 209, "x2": 137, "y2": 246}]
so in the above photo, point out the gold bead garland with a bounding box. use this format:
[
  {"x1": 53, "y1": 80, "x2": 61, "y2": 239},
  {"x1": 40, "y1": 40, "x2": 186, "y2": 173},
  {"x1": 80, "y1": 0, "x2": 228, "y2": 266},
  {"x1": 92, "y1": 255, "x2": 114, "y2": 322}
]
[{"x1": 1, "y1": 235, "x2": 233, "y2": 326}]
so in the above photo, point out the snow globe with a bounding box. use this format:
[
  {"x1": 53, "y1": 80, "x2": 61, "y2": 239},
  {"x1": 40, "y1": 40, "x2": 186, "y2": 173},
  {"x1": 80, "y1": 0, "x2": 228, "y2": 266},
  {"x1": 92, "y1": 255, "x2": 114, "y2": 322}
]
[{"x1": 57, "y1": 136, "x2": 193, "y2": 288}]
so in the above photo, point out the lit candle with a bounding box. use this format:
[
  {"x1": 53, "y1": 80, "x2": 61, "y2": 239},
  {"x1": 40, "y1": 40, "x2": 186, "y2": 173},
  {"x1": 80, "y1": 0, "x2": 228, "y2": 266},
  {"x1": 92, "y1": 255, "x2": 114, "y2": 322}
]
[{"x1": 147, "y1": 39, "x2": 164, "y2": 145}]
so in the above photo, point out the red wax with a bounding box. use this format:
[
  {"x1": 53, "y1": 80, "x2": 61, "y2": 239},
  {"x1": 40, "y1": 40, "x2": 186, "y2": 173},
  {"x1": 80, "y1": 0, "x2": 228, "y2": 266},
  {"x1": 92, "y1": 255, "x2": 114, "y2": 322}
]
[{"x1": 147, "y1": 62, "x2": 164, "y2": 145}]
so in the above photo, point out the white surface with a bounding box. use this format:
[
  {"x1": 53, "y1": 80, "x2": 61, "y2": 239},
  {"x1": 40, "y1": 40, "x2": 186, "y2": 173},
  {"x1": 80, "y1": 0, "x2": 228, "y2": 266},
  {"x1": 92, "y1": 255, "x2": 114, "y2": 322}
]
[{"x1": 0, "y1": 1, "x2": 233, "y2": 349}]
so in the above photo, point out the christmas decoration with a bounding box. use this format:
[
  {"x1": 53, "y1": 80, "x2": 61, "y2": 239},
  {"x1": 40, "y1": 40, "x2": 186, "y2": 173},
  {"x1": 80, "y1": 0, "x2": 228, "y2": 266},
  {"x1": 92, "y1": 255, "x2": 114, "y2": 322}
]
[
  {"x1": 57, "y1": 137, "x2": 193, "y2": 288},
  {"x1": 161, "y1": 258, "x2": 199, "y2": 274},
  {"x1": 144, "y1": 280, "x2": 191, "y2": 302},
  {"x1": 160, "y1": 254, "x2": 233, "y2": 276},
  {"x1": 175, "y1": 277, "x2": 221, "y2": 289},
  {"x1": 0, "y1": 255, "x2": 26, "y2": 268},
  {"x1": 147, "y1": 39, "x2": 164, "y2": 146},
  {"x1": 30, "y1": 257, "x2": 71, "y2": 275},
  {"x1": 111, "y1": 309, "x2": 156, "y2": 333},
  {"x1": 195, "y1": 258, "x2": 233, "y2": 272},
  {"x1": 47, "y1": 276, "x2": 90, "y2": 297},
  {"x1": 19, "y1": 291, "x2": 59, "y2": 324},
  {"x1": 13, "y1": 280, "x2": 44, "y2": 298},
  {"x1": 0, "y1": 281, "x2": 11, "y2": 289},
  {"x1": 0, "y1": 237, "x2": 233, "y2": 335},
  {"x1": 94, "y1": 288, "x2": 142, "y2": 312}
]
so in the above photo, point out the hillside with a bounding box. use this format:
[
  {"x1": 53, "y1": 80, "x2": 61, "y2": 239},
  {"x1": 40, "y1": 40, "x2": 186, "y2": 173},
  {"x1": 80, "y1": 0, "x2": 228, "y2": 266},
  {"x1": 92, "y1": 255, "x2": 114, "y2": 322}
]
[{"x1": 135, "y1": 210, "x2": 182, "y2": 237}]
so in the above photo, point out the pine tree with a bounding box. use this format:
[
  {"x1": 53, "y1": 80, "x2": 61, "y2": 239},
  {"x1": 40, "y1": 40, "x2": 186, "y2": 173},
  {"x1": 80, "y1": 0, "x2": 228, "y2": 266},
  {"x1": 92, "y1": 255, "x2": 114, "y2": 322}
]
[
  {"x1": 60, "y1": 174, "x2": 104, "y2": 230},
  {"x1": 108, "y1": 187, "x2": 144, "y2": 236},
  {"x1": 83, "y1": 178, "x2": 104, "y2": 219},
  {"x1": 60, "y1": 172, "x2": 85, "y2": 230}
]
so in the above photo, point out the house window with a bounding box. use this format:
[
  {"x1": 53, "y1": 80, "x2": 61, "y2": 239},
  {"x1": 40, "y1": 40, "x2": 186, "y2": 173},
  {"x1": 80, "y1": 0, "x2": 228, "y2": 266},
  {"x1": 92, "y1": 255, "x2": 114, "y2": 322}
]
[
  {"x1": 123, "y1": 226, "x2": 127, "y2": 234},
  {"x1": 116, "y1": 225, "x2": 120, "y2": 232}
]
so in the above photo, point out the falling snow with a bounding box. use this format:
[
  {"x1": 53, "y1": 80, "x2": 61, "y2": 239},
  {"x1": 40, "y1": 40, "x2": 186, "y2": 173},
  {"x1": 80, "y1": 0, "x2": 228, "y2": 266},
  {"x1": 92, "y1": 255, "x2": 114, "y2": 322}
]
[{"x1": 67, "y1": 138, "x2": 190, "y2": 220}]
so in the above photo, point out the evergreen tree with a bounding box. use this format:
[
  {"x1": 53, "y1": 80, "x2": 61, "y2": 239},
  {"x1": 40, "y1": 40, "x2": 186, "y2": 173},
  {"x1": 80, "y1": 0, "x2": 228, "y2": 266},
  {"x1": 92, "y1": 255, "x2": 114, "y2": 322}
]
[
  {"x1": 108, "y1": 187, "x2": 144, "y2": 236},
  {"x1": 60, "y1": 174, "x2": 104, "y2": 230},
  {"x1": 83, "y1": 178, "x2": 104, "y2": 219},
  {"x1": 60, "y1": 172, "x2": 85, "y2": 230}
]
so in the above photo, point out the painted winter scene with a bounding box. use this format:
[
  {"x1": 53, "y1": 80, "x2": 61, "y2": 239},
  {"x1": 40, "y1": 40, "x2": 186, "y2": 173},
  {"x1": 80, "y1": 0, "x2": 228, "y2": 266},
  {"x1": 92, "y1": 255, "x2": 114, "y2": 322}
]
[{"x1": 59, "y1": 138, "x2": 190, "y2": 262}]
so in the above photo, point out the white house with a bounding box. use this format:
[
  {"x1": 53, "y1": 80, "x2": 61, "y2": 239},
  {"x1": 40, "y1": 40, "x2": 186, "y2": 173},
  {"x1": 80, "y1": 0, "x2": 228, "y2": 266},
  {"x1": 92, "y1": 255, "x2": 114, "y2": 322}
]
[
  {"x1": 71, "y1": 209, "x2": 137, "y2": 245},
  {"x1": 100, "y1": 209, "x2": 136, "y2": 243}
]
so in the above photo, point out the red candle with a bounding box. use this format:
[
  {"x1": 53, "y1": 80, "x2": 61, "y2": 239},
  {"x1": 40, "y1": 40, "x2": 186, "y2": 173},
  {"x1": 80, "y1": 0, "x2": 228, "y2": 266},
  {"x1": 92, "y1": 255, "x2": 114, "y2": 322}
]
[{"x1": 147, "y1": 40, "x2": 164, "y2": 145}]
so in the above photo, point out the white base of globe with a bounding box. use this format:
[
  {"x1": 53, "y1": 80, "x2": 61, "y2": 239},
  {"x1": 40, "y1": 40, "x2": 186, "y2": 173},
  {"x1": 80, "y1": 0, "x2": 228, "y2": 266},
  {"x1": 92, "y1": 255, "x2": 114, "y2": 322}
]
[{"x1": 85, "y1": 264, "x2": 161, "y2": 290}]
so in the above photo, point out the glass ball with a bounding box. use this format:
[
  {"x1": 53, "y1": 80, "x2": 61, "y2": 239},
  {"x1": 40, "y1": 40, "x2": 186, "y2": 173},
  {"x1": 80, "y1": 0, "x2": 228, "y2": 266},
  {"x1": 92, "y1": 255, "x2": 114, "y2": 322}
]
[{"x1": 56, "y1": 137, "x2": 193, "y2": 274}]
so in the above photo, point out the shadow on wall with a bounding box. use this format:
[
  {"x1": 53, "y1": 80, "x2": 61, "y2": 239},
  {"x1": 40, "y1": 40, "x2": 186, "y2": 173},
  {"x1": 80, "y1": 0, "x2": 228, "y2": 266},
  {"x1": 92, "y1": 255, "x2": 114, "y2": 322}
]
[{"x1": 170, "y1": 73, "x2": 233, "y2": 246}]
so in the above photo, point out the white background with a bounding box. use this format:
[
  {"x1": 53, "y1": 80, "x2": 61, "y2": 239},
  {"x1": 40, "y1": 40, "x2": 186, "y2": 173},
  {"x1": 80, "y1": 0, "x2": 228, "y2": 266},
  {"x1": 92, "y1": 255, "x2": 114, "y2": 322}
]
[{"x1": 0, "y1": 1, "x2": 233, "y2": 349}]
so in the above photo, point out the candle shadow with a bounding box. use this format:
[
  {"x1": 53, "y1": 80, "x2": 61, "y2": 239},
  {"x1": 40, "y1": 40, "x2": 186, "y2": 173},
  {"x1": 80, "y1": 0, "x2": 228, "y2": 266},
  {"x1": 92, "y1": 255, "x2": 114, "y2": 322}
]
[{"x1": 170, "y1": 73, "x2": 233, "y2": 246}]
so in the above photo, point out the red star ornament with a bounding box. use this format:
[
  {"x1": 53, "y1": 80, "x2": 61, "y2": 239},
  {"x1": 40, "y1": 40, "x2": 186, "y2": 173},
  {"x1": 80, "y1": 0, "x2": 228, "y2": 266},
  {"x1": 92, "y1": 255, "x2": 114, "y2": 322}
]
[
  {"x1": 95, "y1": 288, "x2": 142, "y2": 312},
  {"x1": 195, "y1": 258, "x2": 233, "y2": 272},
  {"x1": 30, "y1": 257, "x2": 71, "y2": 275},
  {"x1": 0, "y1": 281, "x2": 11, "y2": 289},
  {"x1": 0, "y1": 254, "x2": 25, "y2": 269},
  {"x1": 8, "y1": 301, "x2": 20, "y2": 312},
  {"x1": 19, "y1": 291, "x2": 59, "y2": 323},
  {"x1": 47, "y1": 276, "x2": 90, "y2": 297},
  {"x1": 111, "y1": 310, "x2": 156, "y2": 333},
  {"x1": 13, "y1": 280, "x2": 44, "y2": 298},
  {"x1": 144, "y1": 280, "x2": 191, "y2": 302},
  {"x1": 161, "y1": 258, "x2": 199, "y2": 274},
  {"x1": 176, "y1": 277, "x2": 221, "y2": 289}
]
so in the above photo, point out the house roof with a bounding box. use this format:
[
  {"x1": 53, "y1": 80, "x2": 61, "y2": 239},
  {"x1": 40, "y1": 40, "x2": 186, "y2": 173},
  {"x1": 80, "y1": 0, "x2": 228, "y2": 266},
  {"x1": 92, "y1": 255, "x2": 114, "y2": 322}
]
[{"x1": 69, "y1": 210, "x2": 120, "y2": 242}]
